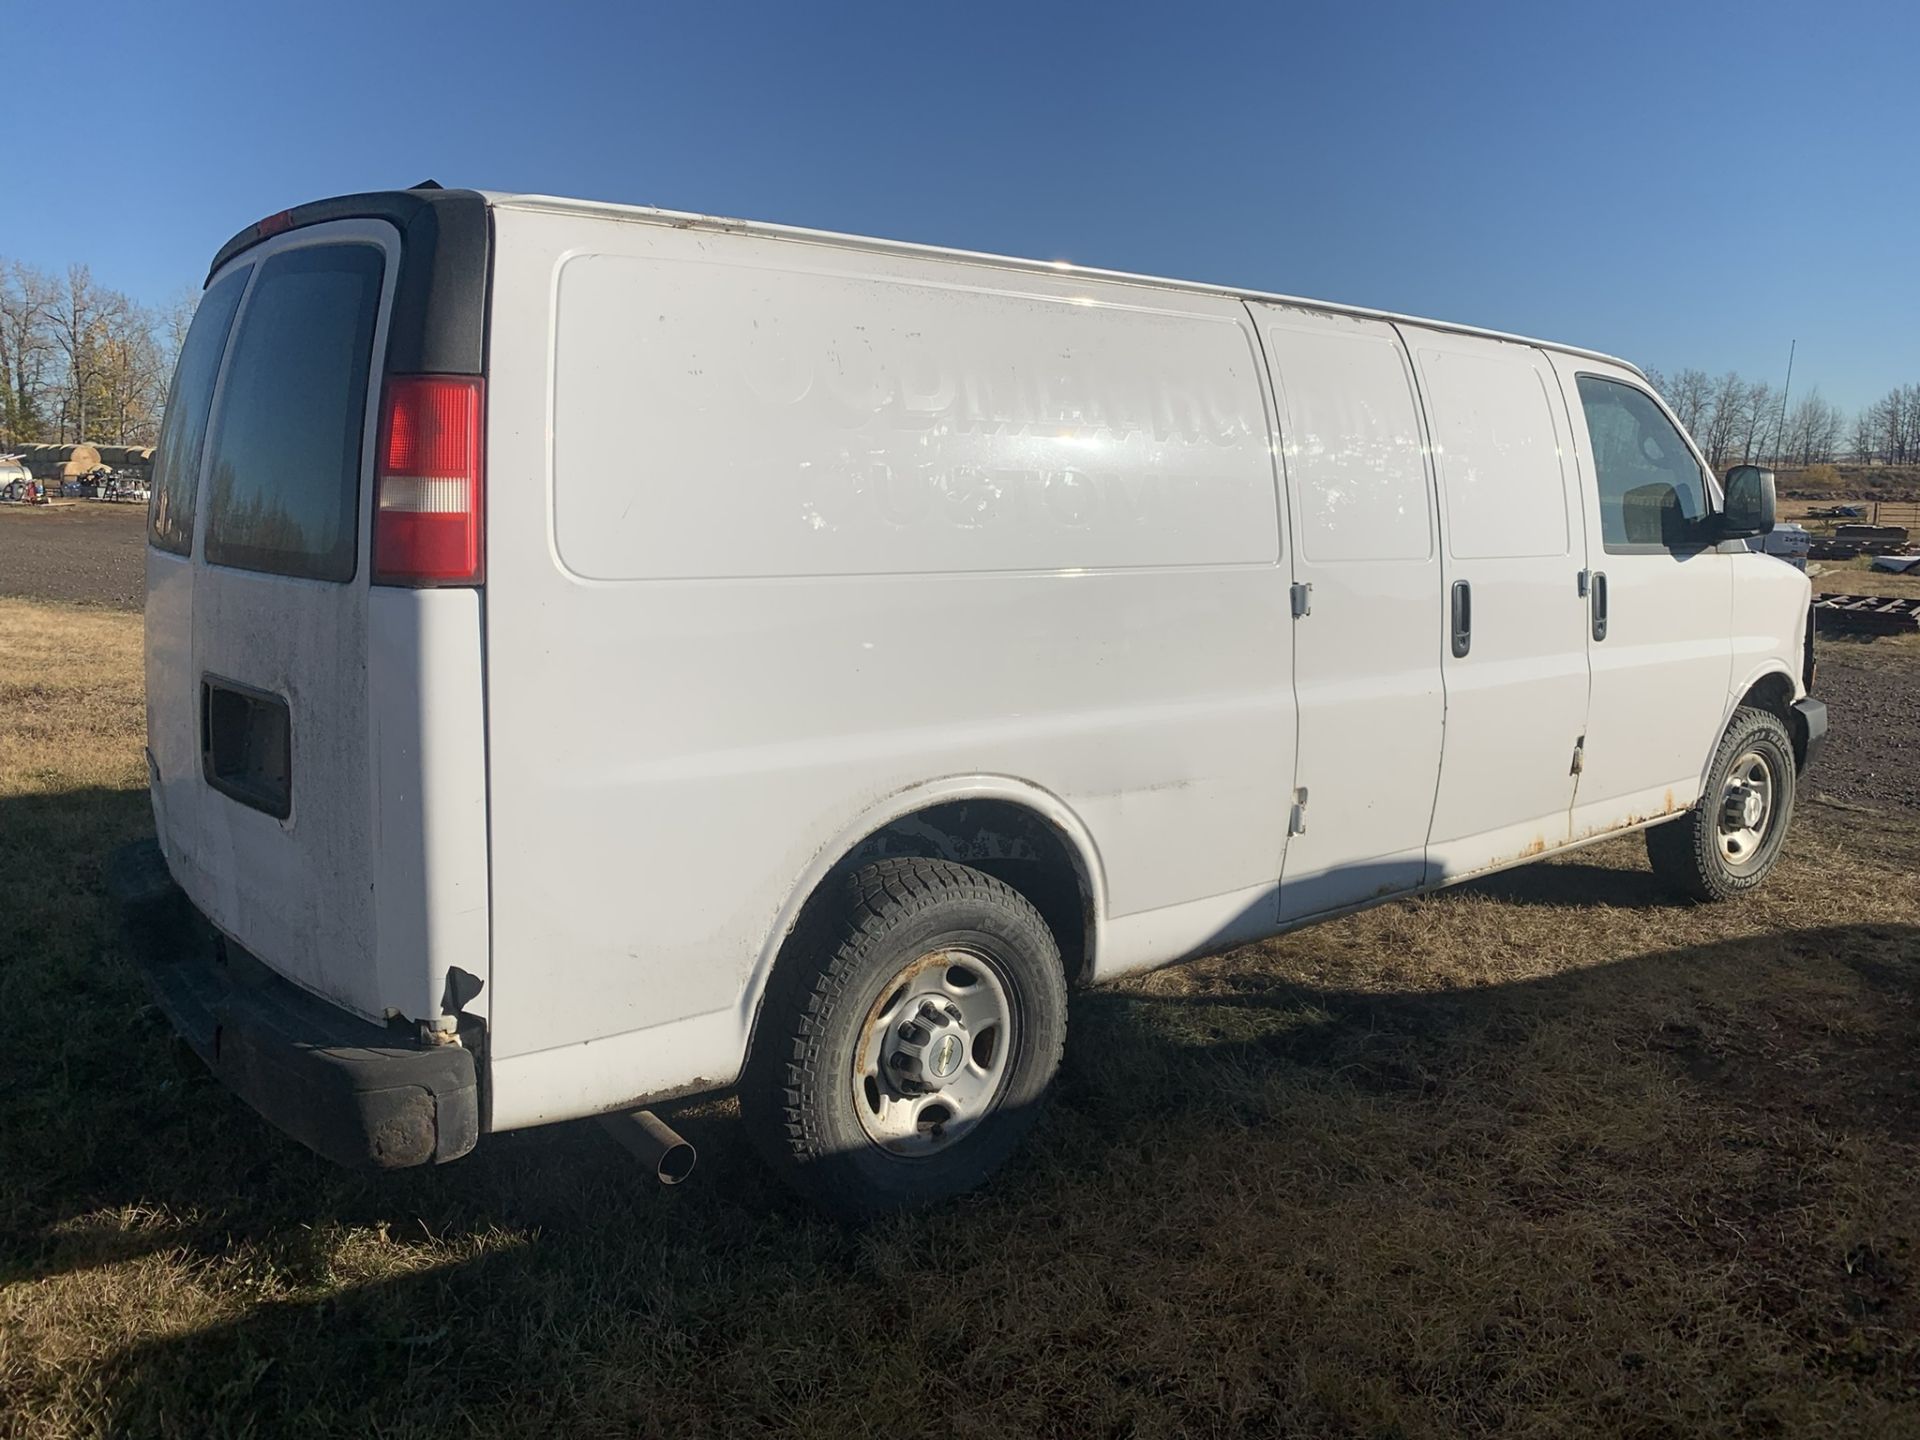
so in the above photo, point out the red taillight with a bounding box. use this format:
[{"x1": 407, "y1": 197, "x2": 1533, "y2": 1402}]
[
  {"x1": 373, "y1": 375, "x2": 484, "y2": 585},
  {"x1": 257, "y1": 209, "x2": 295, "y2": 238}
]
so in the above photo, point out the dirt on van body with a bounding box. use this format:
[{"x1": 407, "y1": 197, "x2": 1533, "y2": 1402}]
[
  {"x1": 0, "y1": 502, "x2": 148, "y2": 610},
  {"x1": 4, "y1": 593, "x2": 1920, "y2": 1438}
]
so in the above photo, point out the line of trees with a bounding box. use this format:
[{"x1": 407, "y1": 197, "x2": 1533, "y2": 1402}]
[
  {"x1": 0, "y1": 258, "x2": 190, "y2": 450},
  {"x1": 1639, "y1": 365, "x2": 1917, "y2": 470},
  {"x1": 1854, "y1": 384, "x2": 1920, "y2": 467}
]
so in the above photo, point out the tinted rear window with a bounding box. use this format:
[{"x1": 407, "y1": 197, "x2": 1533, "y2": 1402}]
[
  {"x1": 203, "y1": 244, "x2": 385, "y2": 581},
  {"x1": 149, "y1": 265, "x2": 250, "y2": 554}
]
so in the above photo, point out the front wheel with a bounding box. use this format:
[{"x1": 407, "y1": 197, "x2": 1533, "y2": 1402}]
[
  {"x1": 740, "y1": 857, "x2": 1067, "y2": 1220},
  {"x1": 1646, "y1": 705, "x2": 1797, "y2": 901}
]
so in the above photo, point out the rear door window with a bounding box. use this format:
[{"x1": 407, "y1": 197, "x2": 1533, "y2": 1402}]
[
  {"x1": 203, "y1": 244, "x2": 386, "y2": 581},
  {"x1": 148, "y1": 266, "x2": 250, "y2": 554}
]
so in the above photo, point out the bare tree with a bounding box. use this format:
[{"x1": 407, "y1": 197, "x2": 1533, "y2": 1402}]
[
  {"x1": 157, "y1": 286, "x2": 197, "y2": 377},
  {"x1": 1848, "y1": 407, "x2": 1878, "y2": 462},
  {"x1": 0, "y1": 261, "x2": 57, "y2": 446},
  {"x1": 1782, "y1": 390, "x2": 1842, "y2": 466},
  {"x1": 46, "y1": 264, "x2": 117, "y2": 442},
  {"x1": 96, "y1": 305, "x2": 167, "y2": 444},
  {"x1": 1665, "y1": 367, "x2": 1713, "y2": 444},
  {"x1": 0, "y1": 258, "x2": 183, "y2": 449},
  {"x1": 1863, "y1": 386, "x2": 1917, "y2": 466},
  {"x1": 1734, "y1": 379, "x2": 1778, "y2": 463},
  {"x1": 1700, "y1": 371, "x2": 1745, "y2": 467}
]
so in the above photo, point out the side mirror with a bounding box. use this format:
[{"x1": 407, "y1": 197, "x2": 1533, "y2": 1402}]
[{"x1": 1718, "y1": 465, "x2": 1776, "y2": 540}]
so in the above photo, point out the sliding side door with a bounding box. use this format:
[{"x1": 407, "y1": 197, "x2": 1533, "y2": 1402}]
[
  {"x1": 1250, "y1": 304, "x2": 1446, "y2": 920},
  {"x1": 1402, "y1": 327, "x2": 1593, "y2": 878}
]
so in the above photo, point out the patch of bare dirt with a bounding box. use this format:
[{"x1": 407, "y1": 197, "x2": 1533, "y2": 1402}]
[{"x1": 0, "y1": 504, "x2": 148, "y2": 610}]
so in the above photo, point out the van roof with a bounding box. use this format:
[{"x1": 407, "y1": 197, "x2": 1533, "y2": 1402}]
[{"x1": 481, "y1": 189, "x2": 1645, "y2": 376}]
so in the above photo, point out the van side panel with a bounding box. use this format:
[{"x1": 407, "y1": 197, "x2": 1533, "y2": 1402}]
[
  {"x1": 481, "y1": 206, "x2": 1295, "y2": 1128},
  {"x1": 551, "y1": 257, "x2": 1278, "y2": 580}
]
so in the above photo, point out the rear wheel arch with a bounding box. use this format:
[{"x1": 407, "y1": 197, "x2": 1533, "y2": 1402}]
[
  {"x1": 745, "y1": 781, "x2": 1105, "y2": 1062},
  {"x1": 739, "y1": 855, "x2": 1070, "y2": 1217}
]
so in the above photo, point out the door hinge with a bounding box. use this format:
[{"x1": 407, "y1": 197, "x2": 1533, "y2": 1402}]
[
  {"x1": 1570, "y1": 737, "x2": 1585, "y2": 775},
  {"x1": 1288, "y1": 786, "x2": 1309, "y2": 835},
  {"x1": 1290, "y1": 581, "x2": 1312, "y2": 618}
]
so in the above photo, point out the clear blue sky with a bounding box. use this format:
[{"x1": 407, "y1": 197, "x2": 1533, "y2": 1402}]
[{"x1": 12, "y1": 0, "x2": 1916, "y2": 411}]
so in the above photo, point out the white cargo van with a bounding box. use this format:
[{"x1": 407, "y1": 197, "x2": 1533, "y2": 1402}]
[{"x1": 112, "y1": 185, "x2": 1825, "y2": 1217}]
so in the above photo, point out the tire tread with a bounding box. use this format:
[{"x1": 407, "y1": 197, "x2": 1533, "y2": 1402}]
[
  {"x1": 741, "y1": 857, "x2": 1066, "y2": 1218},
  {"x1": 1645, "y1": 706, "x2": 1796, "y2": 902}
]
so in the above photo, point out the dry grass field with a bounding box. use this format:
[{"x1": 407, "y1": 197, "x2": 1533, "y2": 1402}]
[{"x1": 3, "y1": 594, "x2": 1919, "y2": 1438}]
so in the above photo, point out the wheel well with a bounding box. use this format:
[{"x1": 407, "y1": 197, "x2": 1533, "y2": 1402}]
[
  {"x1": 1738, "y1": 671, "x2": 1805, "y2": 769},
  {"x1": 822, "y1": 799, "x2": 1095, "y2": 984}
]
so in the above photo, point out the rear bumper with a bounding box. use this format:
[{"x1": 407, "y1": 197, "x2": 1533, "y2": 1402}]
[
  {"x1": 1793, "y1": 696, "x2": 1828, "y2": 773},
  {"x1": 107, "y1": 838, "x2": 478, "y2": 1170}
]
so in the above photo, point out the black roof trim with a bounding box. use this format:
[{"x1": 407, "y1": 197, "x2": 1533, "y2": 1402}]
[{"x1": 206, "y1": 188, "x2": 490, "y2": 376}]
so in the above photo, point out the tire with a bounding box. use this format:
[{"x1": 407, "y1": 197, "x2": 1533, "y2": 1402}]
[
  {"x1": 1645, "y1": 706, "x2": 1797, "y2": 902},
  {"x1": 740, "y1": 857, "x2": 1068, "y2": 1220}
]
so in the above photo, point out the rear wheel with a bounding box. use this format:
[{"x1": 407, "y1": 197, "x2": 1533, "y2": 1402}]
[
  {"x1": 741, "y1": 857, "x2": 1067, "y2": 1220},
  {"x1": 1646, "y1": 706, "x2": 1796, "y2": 901}
]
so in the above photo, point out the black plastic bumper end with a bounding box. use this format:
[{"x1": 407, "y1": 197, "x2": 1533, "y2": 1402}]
[
  {"x1": 1793, "y1": 696, "x2": 1828, "y2": 773},
  {"x1": 107, "y1": 839, "x2": 478, "y2": 1170}
]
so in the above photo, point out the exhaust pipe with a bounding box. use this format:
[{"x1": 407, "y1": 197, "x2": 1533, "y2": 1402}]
[{"x1": 599, "y1": 1108, "x2": 697, "y2": 1185}]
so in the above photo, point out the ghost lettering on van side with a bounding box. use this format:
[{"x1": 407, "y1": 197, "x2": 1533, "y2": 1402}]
[
  {"x1": 746, "y1": 313, "x2": 1254, "y2": 541},
  {"x1": 564, "y1": 256, "x2": 1279, "y2": 577},
  {"x1": 743, "y1": 333, "x2": 1254, "y2": 448},
  {"x1": 729, "y1": 279, "x2": 1256, "y2": 446},
  {"x1": 795, "y1": 453, "x2": 1224, "y2": 540}
]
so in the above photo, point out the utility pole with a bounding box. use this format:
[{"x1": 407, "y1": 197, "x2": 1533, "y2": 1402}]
[{"x1": 1773, "y1": 339, "x2": 1796, "y2": 466}]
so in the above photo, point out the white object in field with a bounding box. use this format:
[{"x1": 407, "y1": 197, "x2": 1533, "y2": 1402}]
[
  {"x1": 143, "y1": 189, "x2": 1816, "y2": 1142},
  {"x1": 1748, "y1": 522, "x2": 1810, "y2": 569}
]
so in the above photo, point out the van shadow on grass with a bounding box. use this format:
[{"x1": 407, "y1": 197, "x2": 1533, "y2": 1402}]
[
  {"x1": 1456, "y1": 856, "x2": 1694, "y2": 910},
  {"x1": 86, "y1": 922, "x2": 1920, "y2": 1435},
  {"x1": 7, "y1": 779, "x2": 1912, "y2": 1440}
]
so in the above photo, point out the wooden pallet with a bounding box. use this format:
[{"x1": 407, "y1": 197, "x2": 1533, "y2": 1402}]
[{"x1": 1813, "y1": 593, "x2": 1920, "y2": 635}]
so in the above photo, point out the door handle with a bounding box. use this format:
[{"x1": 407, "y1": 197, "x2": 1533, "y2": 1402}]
[
  {"x1": 1450, "y1": 579, "x2": 1472, "y2": 658},
  {"x1": 1591, "y1": 571, "x2": 1608, "y2": 642}
]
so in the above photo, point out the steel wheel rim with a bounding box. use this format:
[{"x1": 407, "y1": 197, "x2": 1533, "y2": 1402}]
[
  {"x1": 852, "y1": 946, "x2": 1015, "y2": 1157},
  {"x1": 1717, "y1": 749, "x2": 1775, "y2": 869}
]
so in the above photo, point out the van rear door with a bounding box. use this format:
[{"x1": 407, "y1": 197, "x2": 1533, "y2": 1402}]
[
  {"x1": 157, "y1": 222, "x2": 398, "y2": 1020},
  {"x1": 148, "y1": 191, "x2": 494, "y2": 1044}
]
